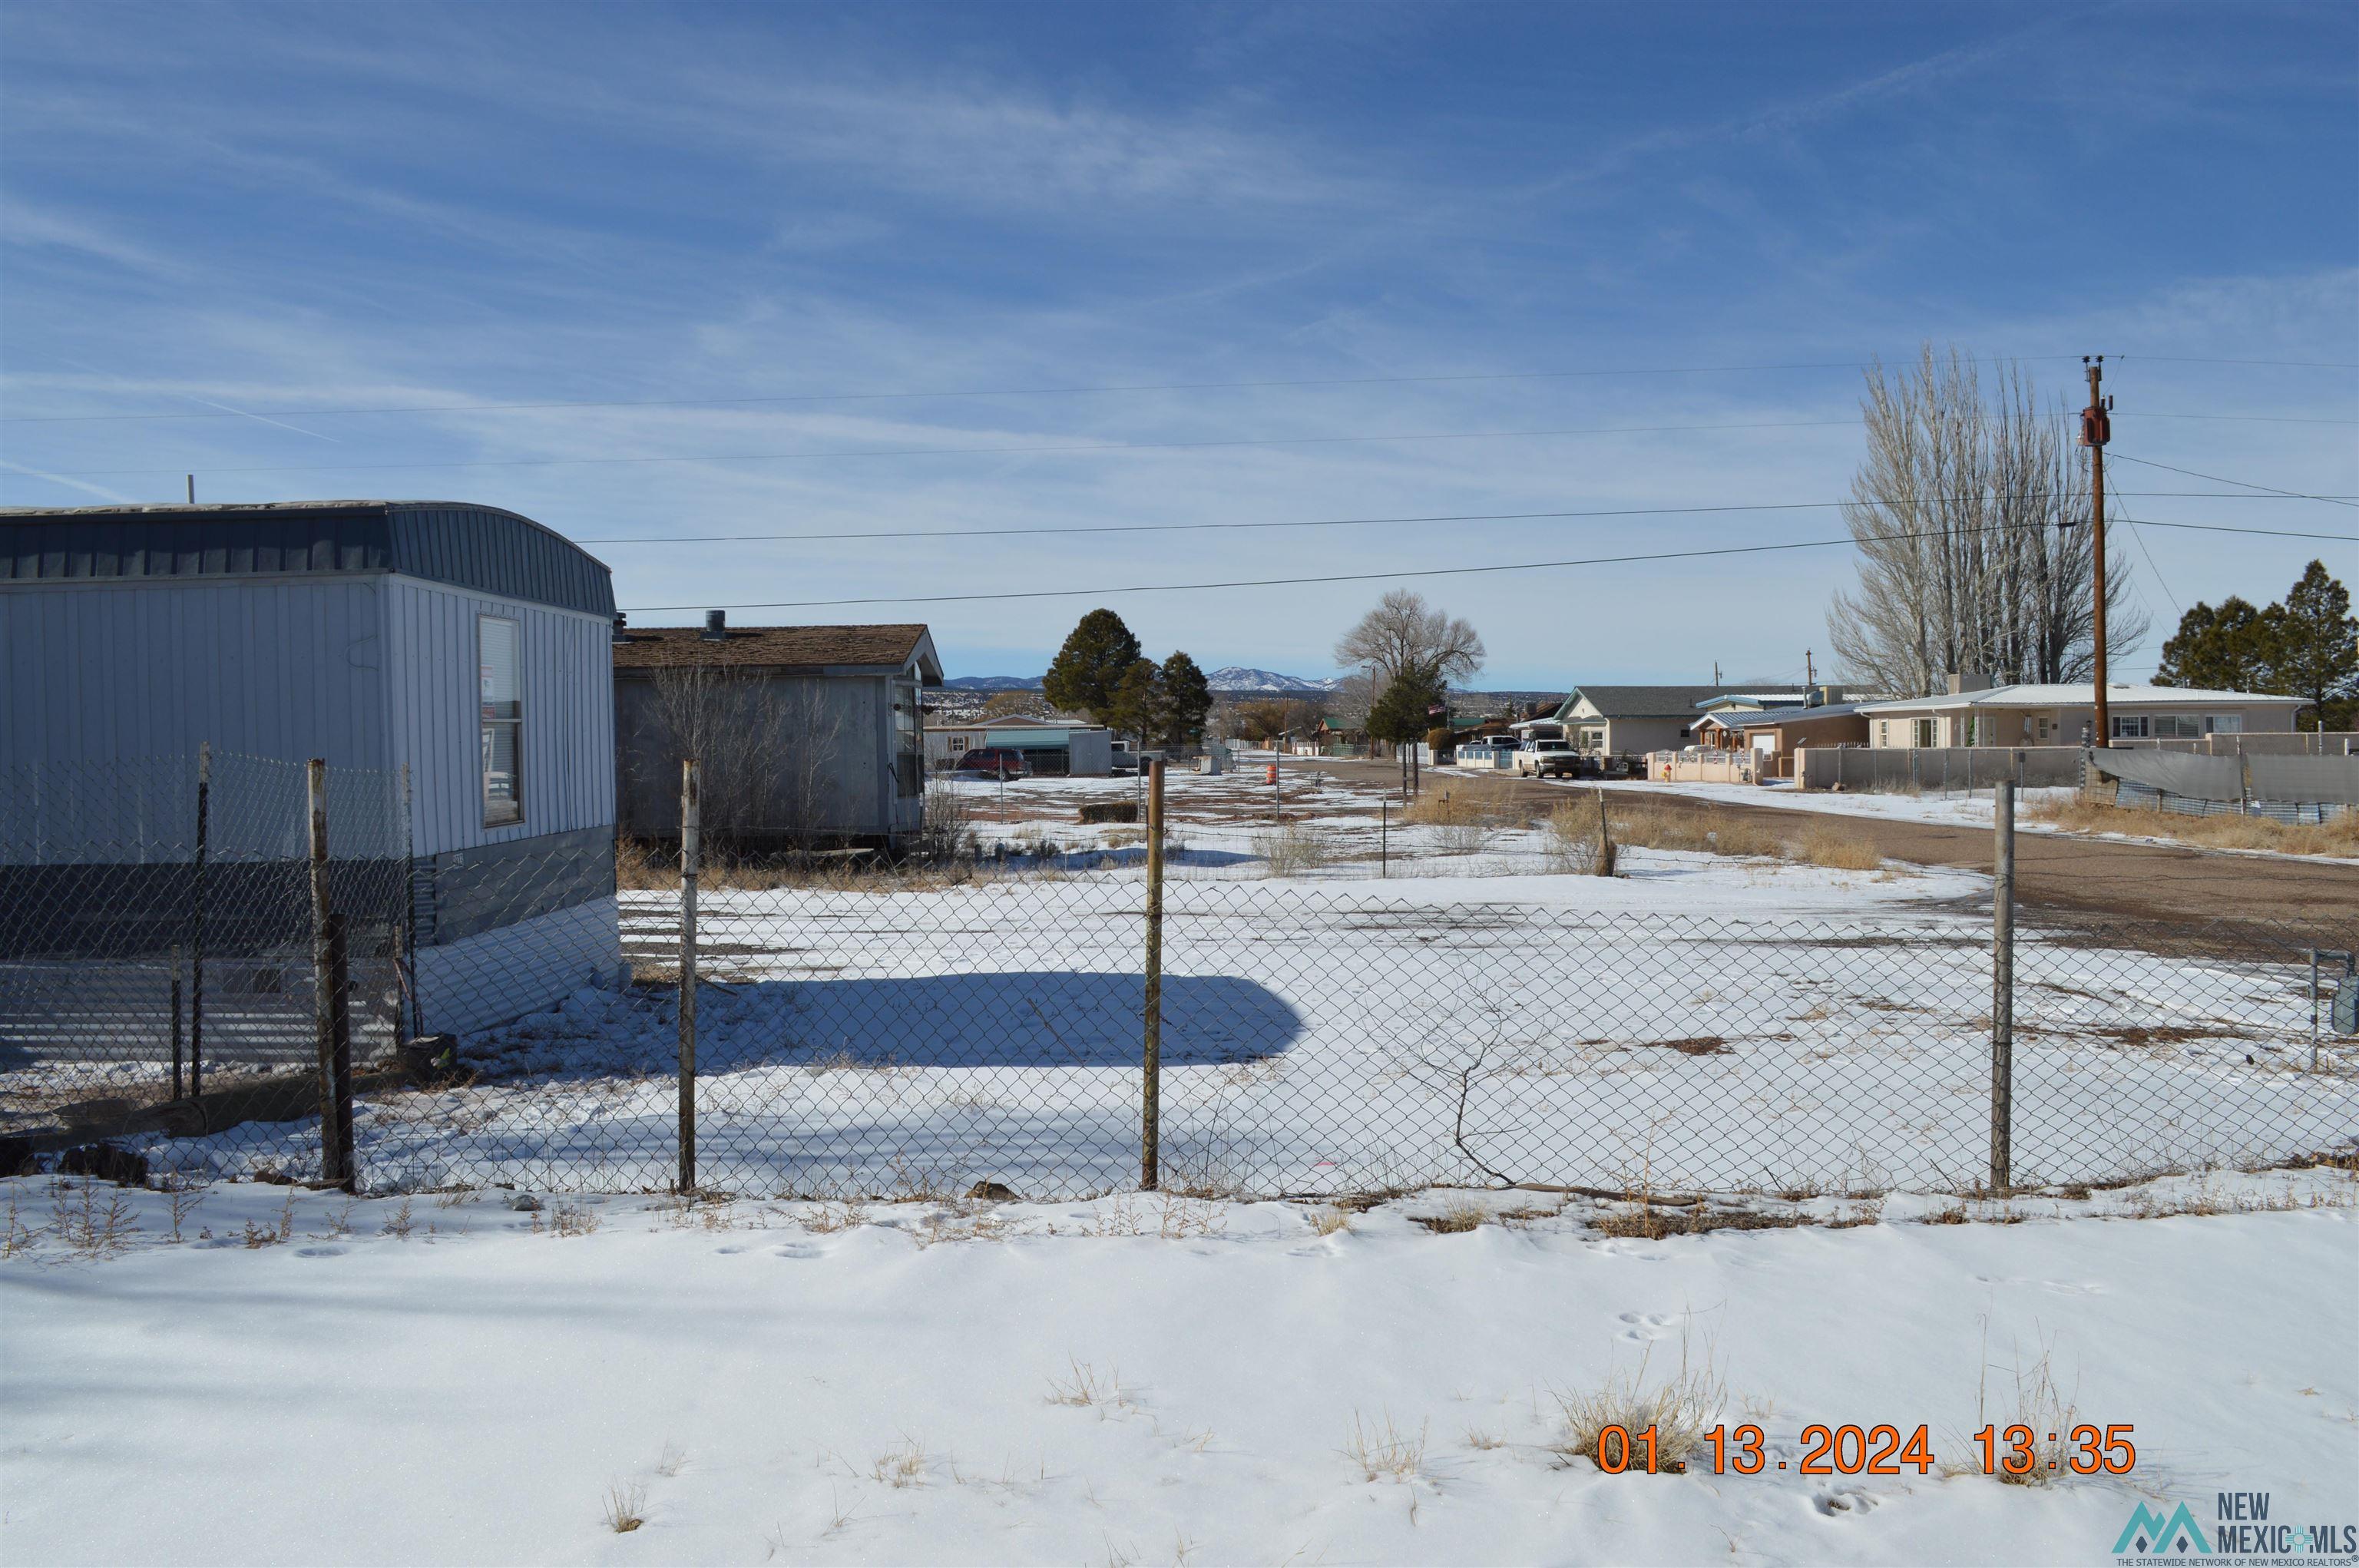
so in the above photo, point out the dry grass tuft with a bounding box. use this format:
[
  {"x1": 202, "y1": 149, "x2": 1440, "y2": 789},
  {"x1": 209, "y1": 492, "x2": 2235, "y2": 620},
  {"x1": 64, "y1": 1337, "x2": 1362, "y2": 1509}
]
[
  {"x1": 1305, "y1": 1206, "x2": 1353, "y2": 1237},
  {"x1": 1343, "y1": 1410, "x2": 1429, "y2": 1484},
  {"x1": 601, "y1": 1480, "x2": 647, "y2": 1533},
  {"x1": 871, "y1": 1437, "x2": 931, "y2": 1488},
  {"x1": 1464, "y1": 1427, "x2": 1507, "y2": 1451},
  {"x1": 1795, "y1": 823, "x2": 1883, "y2": 871},
  {"x1": 1553, "y1": 1331, "x2": 1726, "y2": 1474},
  {"x1": 1410, "y1": 1196, "x2": 1489, "y2": 1233},
  {"x1": 2032, "y1": 796, "x2": 2357, "y2": 858},
  {"x1": 1958, "y1": 1332, "x2": 2082, "y2": 1487},
  {"x1": 1046, "y1": 1358, "x2": 1135, "y2": 1412}
]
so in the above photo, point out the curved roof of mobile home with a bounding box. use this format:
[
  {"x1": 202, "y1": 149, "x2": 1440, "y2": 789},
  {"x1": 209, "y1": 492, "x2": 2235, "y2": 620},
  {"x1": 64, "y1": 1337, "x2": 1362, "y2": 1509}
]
[{"x1": 0, "y1": 500, "x2": 614, "y2": 617}]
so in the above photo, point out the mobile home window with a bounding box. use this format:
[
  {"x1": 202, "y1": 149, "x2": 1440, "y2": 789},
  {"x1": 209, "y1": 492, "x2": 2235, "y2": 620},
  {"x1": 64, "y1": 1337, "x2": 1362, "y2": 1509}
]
[{"x1": 479, "y1": 616, "x2": 523, "y2": 826}]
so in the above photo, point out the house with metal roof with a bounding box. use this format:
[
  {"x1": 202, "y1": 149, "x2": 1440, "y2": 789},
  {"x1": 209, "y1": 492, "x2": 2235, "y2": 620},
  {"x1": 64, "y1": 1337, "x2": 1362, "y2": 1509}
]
[
  {"x1": 2, "y1": 499, "x2": 623, "y2": 1037},
  {"x1": 611, "y1": 613, "x2": 941, "y2": 848},
  {"x1": 1519, "y1": 685, "x2": 1779, "y2": 757},
  {"x1": 1855, "y1": 679, "x2": 2304, "y2": 748}
]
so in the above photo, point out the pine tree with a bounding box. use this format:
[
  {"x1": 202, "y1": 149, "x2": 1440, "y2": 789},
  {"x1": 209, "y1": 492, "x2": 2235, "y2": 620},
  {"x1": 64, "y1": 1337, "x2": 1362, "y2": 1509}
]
[
  {"x1": 1041, "y1": 609, "x2": 1143, "y2": 727},
  {"x1": 2153, "y1": 596, "x2": 2278, "y2": 692},
  {"x1": 2272, "y1": 560, "x2": 2358, "y2": 731},
  {"x1": 1366, "y1": 660, "x2": 1445, "y2": 748},
  {"x1": 1109, "y1": 658, "x2": 1165, "y2": 743},
  {"x1": 1158, "y1": 651, "x2": 1213, "y2": 748}
]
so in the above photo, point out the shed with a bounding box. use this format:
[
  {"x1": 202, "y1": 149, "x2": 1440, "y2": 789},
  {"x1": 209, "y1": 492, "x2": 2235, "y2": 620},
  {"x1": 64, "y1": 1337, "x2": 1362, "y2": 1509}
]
[
  {"x1": 613, "y1": 616, "x2": 941, "y2": 847},
  {"x1": 1, "y1": 500, "x2": 623, "y2": 1040}
]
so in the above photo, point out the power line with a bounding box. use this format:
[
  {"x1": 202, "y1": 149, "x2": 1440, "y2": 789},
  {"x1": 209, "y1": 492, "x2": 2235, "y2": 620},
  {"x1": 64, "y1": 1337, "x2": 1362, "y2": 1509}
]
[
  {"x1": 2111, "y1": 494, "x2": 2182, "y2": 617},
  {"x1": 2106, "y1": 452, "x2": 2359, "y2": 509},
  {"x1": 618, "y1": 516, "x2": 2354, "y2": 613},
  {"x1": 6, "y1": 352, "x2": 2350, "y2": 425},
  {"x1": 34, "y1": 411, "x2": 2356, "y2": 481},
  {"x1": 23, "y1": 418, "x2": 1861, "y2": 476},
  {"x1": 576, "y1": 491, "x2": 2355, "y2": 547}
]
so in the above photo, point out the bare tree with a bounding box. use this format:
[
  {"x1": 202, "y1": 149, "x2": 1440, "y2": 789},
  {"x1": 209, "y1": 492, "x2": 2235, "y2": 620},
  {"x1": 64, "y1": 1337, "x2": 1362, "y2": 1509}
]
[
  {"x1": 634, "y1": 663, "x2": 845, "y2": 850},
  {"x1": 1334, "y1": 590, "x2": 1486, "y2": 689},
  {"x1": 1828, "y1": 346, "x2": 2145, "y2": 698}
]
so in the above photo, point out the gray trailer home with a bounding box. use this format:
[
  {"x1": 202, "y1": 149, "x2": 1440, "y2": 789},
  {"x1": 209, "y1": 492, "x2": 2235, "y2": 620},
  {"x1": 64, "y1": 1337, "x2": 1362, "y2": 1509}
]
[
  {"x1": 612, "y1": 615, "x2": 941, "y2": 849},
  {"x1": 1, "y1": 501, "x2": 622, "y2": 1040}
]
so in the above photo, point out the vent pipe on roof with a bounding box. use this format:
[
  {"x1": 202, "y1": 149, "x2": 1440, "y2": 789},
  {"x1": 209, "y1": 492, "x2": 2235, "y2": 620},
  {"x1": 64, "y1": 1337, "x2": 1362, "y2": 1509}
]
[
  {"x1": 185, "y1": 474, "x2": 195, "y2": 504},
  {"x1": 702, "y1": 610, "x2": 727, "y2": 641},
  {"x1": 612, "y1": 613, "x2": 630, "y2": 644}
]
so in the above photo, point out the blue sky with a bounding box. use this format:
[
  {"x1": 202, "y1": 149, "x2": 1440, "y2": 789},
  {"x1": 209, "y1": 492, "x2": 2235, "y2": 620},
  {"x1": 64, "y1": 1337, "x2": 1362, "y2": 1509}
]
[{"x1": 3, "y1": 1, "x2": 2352, "y2": 687}]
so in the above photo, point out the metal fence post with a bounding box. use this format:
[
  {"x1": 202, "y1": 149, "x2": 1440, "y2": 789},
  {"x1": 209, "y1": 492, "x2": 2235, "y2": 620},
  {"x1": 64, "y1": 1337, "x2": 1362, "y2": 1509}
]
[
  {"x1": 678, "y1": 759, "x2": 700, "y2": 1194},
  {"x1": 1380, "y1": 799, "x2": 1388, "y2": 878},
  {"x1": 170, "y1": 943, "x2": 183, "y2": 1098},
  {"x1": 1990, "y1": 777, "x2": 2015, "y2": 1193},
  {"x1": 307, "y1": 759, "x2": 355, "y2": 1192},
  {"x1": 190, "y1": 741, "x2": 210, "y2": 1098},
  {"x1": 1142, "y1": 758, "x2": 1165, "y2": 1191}
]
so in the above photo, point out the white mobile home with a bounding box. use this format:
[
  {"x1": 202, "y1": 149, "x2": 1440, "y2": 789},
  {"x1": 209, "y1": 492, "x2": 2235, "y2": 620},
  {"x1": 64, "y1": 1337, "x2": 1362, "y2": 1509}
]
[{"x1": 1, "y1": 500, "x2": 622, "y2": 1036}]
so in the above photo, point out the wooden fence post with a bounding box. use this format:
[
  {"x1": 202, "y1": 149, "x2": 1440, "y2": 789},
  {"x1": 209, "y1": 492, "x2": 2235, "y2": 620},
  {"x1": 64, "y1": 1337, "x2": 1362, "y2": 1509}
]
[
  {"x1": 678, "y1": 759, "x2": 700, "y2": 1195},
  {"x1": 1142, "y1": 758, "x2": 1164, "y2": 1190},
  {"x1": 308, "y1": 759, "x2": 355, "y2": 1192},
  {"x1": 1990, "y1": 778, "x2": 2016, "y2": 1193}
]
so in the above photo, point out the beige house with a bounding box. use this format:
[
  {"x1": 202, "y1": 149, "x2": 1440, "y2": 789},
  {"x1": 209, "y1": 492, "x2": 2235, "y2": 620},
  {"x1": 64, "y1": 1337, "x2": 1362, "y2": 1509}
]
[{"x1": 1856, "y1": 680, "x2": 2303, "y2": 749}]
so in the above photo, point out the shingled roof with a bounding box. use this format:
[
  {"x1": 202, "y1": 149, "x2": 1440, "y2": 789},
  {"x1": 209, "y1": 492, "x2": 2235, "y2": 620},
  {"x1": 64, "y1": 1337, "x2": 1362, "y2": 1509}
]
[
  {"x1": 1559, "y1": 685, "x2": 1735, "y2": 719},
  {"x1": 612, "y1": 622, "x2": 939, "y2": 679}
]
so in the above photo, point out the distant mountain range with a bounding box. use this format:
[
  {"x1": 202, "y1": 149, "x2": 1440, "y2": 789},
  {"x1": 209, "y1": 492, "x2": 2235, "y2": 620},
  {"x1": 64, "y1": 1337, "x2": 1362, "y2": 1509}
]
[
  {"x1": 940, "y1": 675, "x2": 1044, "y2": 691},
  {"x1": 943, "y1": 667, "x2": 1342, "y2": 693},
  {"x1": 1204, "y1": 667, "x2": 1342, "y2": 693}
]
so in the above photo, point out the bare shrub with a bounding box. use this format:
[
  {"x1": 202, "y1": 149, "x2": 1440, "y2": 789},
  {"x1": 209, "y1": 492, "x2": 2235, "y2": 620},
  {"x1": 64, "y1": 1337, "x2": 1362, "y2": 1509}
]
[
  {"x1": 1258, "y1": 820, "x2": 1334, "y2": 877},
  {"x1": 1342, "y1": 1410, "x2": 1428, "y2": 1484},
  {"x1": 1553, "y1": 1331, "x2": 1726, "y2": 1474}
]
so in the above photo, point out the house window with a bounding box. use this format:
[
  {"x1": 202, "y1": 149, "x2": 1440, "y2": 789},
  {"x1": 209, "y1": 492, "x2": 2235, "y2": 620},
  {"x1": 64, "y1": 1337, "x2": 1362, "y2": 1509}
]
[
  {"x1": 1878, "y1": 720, "x2": 1890, "y2": 746},
  {"x1": 1912, "y1": 718, "x2": 1937, "y2": 748},
  {"x1": 2208, "y1": 714, "x2": 2243, "y2": 734},
  {"x1": 479, "y1": 616, "x2": 523, "y2": 826},
  {"x1": 892, "y1": 680, "x2": 923, "y2": 798},
  {"x1": 2110, "y1": 715, "x2": 2152, "y2": 739}
]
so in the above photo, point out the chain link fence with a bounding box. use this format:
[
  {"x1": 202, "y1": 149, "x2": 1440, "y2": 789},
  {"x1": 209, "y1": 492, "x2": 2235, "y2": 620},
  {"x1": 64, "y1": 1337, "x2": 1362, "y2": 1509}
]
[
  {"x1": 2, "y1": 750, "x2": 409, "y2": 1182},
  {"x1": 7, "y1": 757, "x2": 2354, "y2": 1198}
]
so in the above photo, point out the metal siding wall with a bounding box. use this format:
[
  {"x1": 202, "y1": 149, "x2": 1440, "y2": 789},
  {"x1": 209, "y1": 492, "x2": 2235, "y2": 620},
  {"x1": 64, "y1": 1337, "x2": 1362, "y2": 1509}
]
[
  {"x1": 0, "y1": 578, "x2": 389, "y2": 772},
  {"x1": 382, "y1": 576, "x2": 613, "y2": 858}
]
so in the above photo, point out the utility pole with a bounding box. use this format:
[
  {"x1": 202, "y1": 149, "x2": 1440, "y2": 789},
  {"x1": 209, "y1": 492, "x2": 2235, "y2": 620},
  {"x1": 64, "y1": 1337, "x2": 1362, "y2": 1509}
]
[
  {"x1": 2079, "y1": 356, "x2": 2113, "y2": 747},
  {"x1": 1804, "y1": 649, "x2": 1815, "y2": 689}
]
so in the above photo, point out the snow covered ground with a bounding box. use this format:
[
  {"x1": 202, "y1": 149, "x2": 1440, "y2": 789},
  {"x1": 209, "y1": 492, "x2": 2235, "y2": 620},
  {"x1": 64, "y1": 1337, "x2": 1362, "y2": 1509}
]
[
  {"x1": 91, "y1": 855, "x2": 2358, "y2": 1201},
  {"x1": 12, "y1": 766, "x2": 2352, "y2": 1204},
  {"x1": 4, "y1": 1172, "x2": 2354, "y2": 1566}
]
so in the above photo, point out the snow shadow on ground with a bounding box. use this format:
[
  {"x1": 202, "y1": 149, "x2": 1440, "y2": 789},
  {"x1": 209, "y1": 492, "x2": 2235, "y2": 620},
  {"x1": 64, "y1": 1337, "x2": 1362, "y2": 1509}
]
[{"x1": 703, "y1": 971, "x2": 1304, "y2": 1068}]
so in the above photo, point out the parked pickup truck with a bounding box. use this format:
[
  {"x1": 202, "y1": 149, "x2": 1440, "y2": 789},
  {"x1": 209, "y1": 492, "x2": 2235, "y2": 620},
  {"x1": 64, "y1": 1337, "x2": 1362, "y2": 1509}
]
[{"x1": 1512, "y1": 739, "x2": 1581, "y2": 778}]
